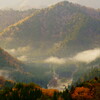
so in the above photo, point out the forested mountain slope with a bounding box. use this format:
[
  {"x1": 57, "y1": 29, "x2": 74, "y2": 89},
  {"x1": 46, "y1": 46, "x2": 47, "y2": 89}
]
[
  {"x1": 0, "y1": 47, "x2": 23, "y2": 69},
  {"x1": 0, "y1": 47, "x2": 52, "y2": 87},
  {"x1": 0, "y1": 9, "x2": 37, "y2": 32},
  {"x1": 0, "y1": 47, "x2": 35, "y2": 83},
  {"x1": 0, "y1": 1, "x2": 100, "y2": 60}
]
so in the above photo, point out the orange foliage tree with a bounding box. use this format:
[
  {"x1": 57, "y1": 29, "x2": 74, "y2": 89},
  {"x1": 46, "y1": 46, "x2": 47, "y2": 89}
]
[
  {"x1": 41, "y1": 88, "x2": 58, "y2": 97},
  {"x1": 71, "y1": 87, "x2": 94, "y2": 100}
]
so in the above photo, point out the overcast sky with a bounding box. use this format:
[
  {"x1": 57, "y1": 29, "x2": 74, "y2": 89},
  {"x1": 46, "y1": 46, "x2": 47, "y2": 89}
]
[{"x1": 0, "y1": 0, "x2": 100, "y2": 10}]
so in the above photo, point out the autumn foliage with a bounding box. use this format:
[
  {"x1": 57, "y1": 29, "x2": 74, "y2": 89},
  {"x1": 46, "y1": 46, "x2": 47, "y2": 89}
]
[
  {"x1": 41, "y1": 88, "x2": 58, "y2": 97},
  {"x1": 0, "y1": 77, "x2": 100, "y2": 100},
  {"x1": 72, "y1": 87, "x2": 93, "y2": 100}
]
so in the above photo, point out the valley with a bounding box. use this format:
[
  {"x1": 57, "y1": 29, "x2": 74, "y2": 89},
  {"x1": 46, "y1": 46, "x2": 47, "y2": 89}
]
[{"x1": 0, "y1": 1, "x2": 100, "y2": 100}]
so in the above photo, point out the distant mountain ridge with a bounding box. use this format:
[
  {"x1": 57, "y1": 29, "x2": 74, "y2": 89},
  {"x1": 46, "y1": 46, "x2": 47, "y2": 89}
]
[
  {"x1": 0, "y1": 9, "x2": 37, "y2": 32},
  {"x1": 0, "y1": 1, "x2": 100, "y2": 60}
]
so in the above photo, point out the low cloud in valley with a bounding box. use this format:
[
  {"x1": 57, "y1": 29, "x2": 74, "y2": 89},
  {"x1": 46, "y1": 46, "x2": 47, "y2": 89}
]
[
  {"x1": 44, "y1": 48, "x2": 100, "y2": 64},
  {"x1": 44, "y1": 56, "x2": 66, "y2": 64},
  {"x1": 72, "y1": 48, "x2": 100, "y2": 63}
]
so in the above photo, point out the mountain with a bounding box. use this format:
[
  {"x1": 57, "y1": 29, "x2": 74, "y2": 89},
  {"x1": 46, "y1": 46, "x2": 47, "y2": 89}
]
[
  {"x1": 0, "y1": 47, "x2": 23, "y2": 70},
  {"x1": 0, "y1": 1, "x2": 100, "y2": 61},
  {"x1": 0, "y1": 9, "x2": 37, "y2": 32},
  {"x1": 0, "y1": 1, "x2": 100, "y2": 88},
  {"x1": 0, "y1": 47, "x2": 35, "y2": 83},
  {"x1": 0, "y1": 47, "x2": 53, "y2": 87}
]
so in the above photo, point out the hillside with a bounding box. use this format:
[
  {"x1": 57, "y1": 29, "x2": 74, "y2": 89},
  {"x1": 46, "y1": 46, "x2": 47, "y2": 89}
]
[
  {"x1": 71, "y1": 78, "x2": 100, "y2": 100},
  {"x1": 0, "y1": 76, "x2": 14, "y2": 88},
  {"x1": 0, "y1": 9, "x2": 37, "y2": 32},
  {"x1": 0, "y1": 1, "x2": 100, "y2": 61},
  {"x1": 0, "y1": 47, "x2": 36, "y2": 84},
  {"x1": 0, "y1": 47, "x2": 53, "y2": 87},
  {"x1": 0, "y1": 47, "x2": 23, "y2": 70},
  {"x1": 0, "y1": 77, "x2": 100, "y2": 100}
]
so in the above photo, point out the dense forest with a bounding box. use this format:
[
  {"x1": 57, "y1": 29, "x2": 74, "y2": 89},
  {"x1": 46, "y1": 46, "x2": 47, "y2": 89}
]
[{"x1": 0, "y1": 76, "x2": 100, "y2": 100}]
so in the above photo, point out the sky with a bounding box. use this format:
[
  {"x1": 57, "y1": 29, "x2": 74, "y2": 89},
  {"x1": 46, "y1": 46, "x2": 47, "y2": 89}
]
[{"x1": 0, "y1": 0, "x2": 100, "y2": 10}]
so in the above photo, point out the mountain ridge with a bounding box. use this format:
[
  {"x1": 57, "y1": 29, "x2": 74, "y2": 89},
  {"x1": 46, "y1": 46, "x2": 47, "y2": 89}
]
[
  {"x1": 0, "y1": 1, "x2": 100, "y2": 60},
  {"x1": 0, "y1": 9, "x2": 37, "y2": 32}
]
